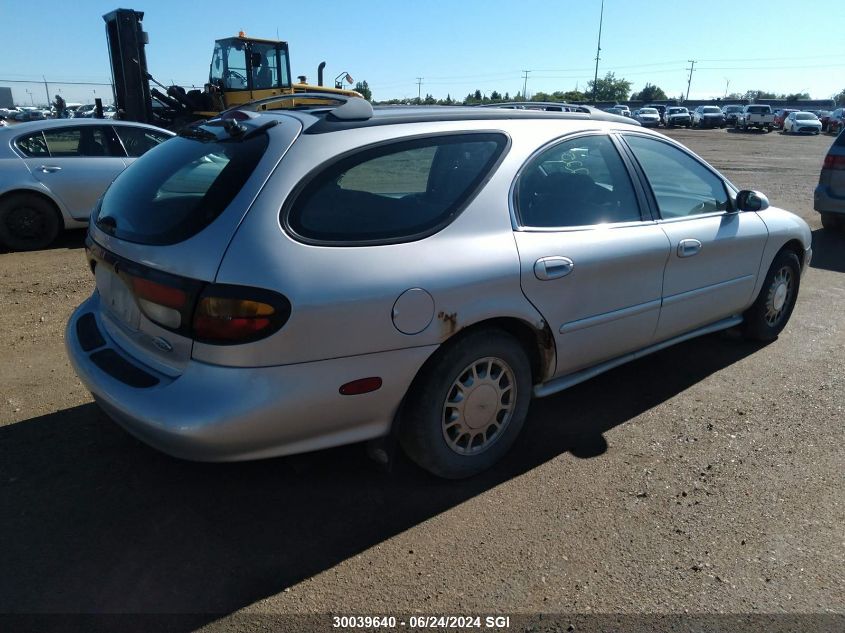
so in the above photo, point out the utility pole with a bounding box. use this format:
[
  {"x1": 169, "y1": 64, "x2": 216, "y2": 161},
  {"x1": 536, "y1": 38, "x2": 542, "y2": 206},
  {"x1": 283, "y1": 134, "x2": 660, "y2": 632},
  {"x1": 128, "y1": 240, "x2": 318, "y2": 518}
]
[
  {"x1": 42, "y1": 75, "x2": 50, "y2": 106},
  {"x1": 724, "y1": 77, "x2": 730, "y2": 99},
  {"x1": 592, "y1": 0, "x2": 605, "y2": 106},
  {"x1": 685, "y1": 60, "x2": 696, "y2": 103},
  {"x1": 521, "y1": 70, "x2": 530, "y2": 100},
  {"x1": 416, "y1": 77, "x2": 423, "y2": 103}
]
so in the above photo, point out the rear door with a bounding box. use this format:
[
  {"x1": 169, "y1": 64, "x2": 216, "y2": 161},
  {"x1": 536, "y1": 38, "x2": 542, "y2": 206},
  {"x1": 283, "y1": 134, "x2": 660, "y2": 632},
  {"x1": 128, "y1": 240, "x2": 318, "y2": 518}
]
[
  {"x1": 21, "y1": 125, "x2": 127, "y2": 220},
  {"x1": 513, "y1": 131, "x2": 670, "y2": 377},
  {"x1": 620, "y1": 133, "x2": 768, "y2": 341}
]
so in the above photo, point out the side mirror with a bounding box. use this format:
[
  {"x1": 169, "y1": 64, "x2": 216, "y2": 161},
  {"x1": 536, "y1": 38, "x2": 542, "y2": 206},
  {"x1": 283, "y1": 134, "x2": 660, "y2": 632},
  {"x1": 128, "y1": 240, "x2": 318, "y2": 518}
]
[{"x1": 735, "y1": 190, "x2": 769, "y2": 212}]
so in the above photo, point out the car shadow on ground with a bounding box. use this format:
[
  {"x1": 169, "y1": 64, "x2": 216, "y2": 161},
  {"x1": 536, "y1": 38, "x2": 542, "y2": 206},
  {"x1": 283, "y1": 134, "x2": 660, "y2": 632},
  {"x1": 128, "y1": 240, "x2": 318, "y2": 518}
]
[
  {"x1": 810, "y1": 227, "x2": 845, "y2": 273},
  {"x1": 0, "y1": 332, "x2": 764, "y2": 629},
  {"x1": 0, "y1": 228, "x2": 87, "y2": 255}
]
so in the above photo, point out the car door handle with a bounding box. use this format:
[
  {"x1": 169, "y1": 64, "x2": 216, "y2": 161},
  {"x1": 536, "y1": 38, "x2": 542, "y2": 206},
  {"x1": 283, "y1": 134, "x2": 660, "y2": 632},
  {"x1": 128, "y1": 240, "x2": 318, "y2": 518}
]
[
  {"x1": 37, "y1": 165, "x2": 62, "y2": 173},
  {"x1": 534, "y1": 256, "x2": 574, "y2": 280},
  {"x1": 677, "y1": 239, "x2": 702, "y2": 258}
]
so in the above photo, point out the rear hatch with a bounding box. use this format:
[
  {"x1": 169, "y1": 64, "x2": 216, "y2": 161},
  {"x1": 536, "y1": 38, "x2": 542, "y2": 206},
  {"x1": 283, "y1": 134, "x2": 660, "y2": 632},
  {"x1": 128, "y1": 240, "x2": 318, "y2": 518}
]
[{"x1": 86, "y1": 114, "x2": 302, "y2": 373}]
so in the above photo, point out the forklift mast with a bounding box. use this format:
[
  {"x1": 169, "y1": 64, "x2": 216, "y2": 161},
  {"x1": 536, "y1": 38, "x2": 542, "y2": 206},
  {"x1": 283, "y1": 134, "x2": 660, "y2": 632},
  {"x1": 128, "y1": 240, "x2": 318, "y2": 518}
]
[{"x1": 103, "y1": 9, "x2": 153, "y2": 124}]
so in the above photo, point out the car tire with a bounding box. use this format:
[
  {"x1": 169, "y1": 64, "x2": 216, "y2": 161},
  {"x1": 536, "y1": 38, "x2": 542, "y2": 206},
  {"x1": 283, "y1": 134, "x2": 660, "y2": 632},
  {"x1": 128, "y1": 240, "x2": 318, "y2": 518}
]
[
  {"x1": 821, "y1": 213, "x2": 841, "y2": 230},
  {"x1": 742, "y1": 250, "x2": 801, "y2": 342},
  {"x1": 399, "y1": 328, "x2": 533, "y2": 479},
  {"x1": 0, "y1": 193, "x2": 62, "y2": 251}
]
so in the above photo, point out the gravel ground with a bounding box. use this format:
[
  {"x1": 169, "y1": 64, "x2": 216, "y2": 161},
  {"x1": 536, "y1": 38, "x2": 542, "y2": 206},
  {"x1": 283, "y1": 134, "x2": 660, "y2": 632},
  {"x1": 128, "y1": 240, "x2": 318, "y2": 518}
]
[{"x1": 0, "y1": 127, "x2": 842, "y2": 632}]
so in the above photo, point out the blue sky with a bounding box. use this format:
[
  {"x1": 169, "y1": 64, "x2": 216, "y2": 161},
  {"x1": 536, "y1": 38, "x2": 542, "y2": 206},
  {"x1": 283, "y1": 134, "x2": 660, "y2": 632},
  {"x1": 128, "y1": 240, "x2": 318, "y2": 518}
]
[{"x1": 1, "y1": 0, "x2": 842, "y2": 106}]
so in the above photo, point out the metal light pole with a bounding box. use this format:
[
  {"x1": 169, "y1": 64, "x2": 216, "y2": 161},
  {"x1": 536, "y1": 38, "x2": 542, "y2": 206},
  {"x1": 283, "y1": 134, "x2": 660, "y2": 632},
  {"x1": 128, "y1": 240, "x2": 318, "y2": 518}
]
[
  {"x1": 685, "y1": 60, "x2": 696, "y2": 102},
  {"x1": 592, "y1": 0, "x2": 605, "y2": 106}
]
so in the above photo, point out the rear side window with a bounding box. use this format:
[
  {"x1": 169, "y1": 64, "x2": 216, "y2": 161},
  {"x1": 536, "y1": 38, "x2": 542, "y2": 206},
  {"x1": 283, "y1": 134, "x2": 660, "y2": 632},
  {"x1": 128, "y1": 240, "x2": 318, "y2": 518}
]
[
  {"x1": 115, "y1": 126, "x2": 172, "y2": 157},
  {"x1": 285, "y1": 134, "x2": 507, "y2": 244},
  {"x1": 15, "y1": 132, "x2": 48, "y2": 157},
  {"x1": 96, "y1": 133, "x2": 268, "y2": 245},
  {"x1": 516, "y1": 134, "x2": 641, "y2": 227}
]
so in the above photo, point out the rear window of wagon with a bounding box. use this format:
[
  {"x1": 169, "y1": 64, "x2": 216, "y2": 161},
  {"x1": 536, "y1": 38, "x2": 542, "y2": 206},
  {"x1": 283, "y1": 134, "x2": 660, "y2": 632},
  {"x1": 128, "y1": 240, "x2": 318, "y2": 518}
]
[
  {"x1": 283, "y1": 133, "x2": 508, "y2": 245},
  {"x1": 95, "y1": 131, "x2": 268, "y2": 245}
]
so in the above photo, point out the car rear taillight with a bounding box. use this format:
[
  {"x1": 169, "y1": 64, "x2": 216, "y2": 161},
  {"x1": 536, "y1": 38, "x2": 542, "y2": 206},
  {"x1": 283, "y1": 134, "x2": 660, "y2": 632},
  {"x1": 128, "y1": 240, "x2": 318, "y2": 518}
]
[
  {"x1": 131, "y1": 277, "x2": 189, "y2": 329},
  {"x1": 822, "y1": 154, "x2": 845, "y2": 170},
  {"x1": 192, "y1": 285, "x2": 291, "y2": 344}
]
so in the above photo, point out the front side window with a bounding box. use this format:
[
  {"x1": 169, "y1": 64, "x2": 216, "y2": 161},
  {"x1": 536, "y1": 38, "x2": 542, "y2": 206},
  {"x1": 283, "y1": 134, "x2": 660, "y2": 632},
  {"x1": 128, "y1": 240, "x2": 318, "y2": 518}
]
[
  {"x1": 516, "y1": 134, "x2": 641, "y2": 227},
  {"x1": 115, "y1": 126, "x2": 172, "y2": 157},
  {"x1": 624, "y1": 135, "x2": 729, "y2": 219},
  {"x1": 42, "y1": 126, "x2": 117, "y2": 157},
  {"x1": 286, "y1": 134, "x2": 507, "y2": 244}
]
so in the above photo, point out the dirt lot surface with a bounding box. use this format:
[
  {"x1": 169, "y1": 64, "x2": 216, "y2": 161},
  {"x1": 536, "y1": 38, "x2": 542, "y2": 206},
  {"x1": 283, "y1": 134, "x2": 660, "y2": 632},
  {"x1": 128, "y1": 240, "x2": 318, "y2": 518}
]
[{"x1": 0, "y1": 127, "x2": 843, "y2": 632}]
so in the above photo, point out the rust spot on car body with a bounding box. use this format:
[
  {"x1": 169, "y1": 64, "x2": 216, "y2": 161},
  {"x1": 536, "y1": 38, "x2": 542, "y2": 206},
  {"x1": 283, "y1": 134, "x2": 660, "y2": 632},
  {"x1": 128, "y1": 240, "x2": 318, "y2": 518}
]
[{"x1": 437, "y1": 310, "x2": 458, "y2": 335}]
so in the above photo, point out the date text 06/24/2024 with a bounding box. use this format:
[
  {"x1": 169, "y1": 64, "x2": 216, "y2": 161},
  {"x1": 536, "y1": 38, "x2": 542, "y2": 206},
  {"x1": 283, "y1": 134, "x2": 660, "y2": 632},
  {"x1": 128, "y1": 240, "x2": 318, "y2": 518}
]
[{"x1": 332, "y1": 615, "x2": 512, "y2": 629}]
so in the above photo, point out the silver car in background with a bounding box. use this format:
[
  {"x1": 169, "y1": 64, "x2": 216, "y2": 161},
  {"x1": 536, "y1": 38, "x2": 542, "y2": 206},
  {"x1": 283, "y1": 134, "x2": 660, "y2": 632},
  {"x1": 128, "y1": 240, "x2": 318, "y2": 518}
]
[
  {"x1": 633, "y1": 107, "x2": 661, "y2": 127},
  {"x1": 0, "y1": 119, "x2": 173, "y2": 250},
  {"x1": 66, "y1": 97, "x2": 811, "y2": 478}
]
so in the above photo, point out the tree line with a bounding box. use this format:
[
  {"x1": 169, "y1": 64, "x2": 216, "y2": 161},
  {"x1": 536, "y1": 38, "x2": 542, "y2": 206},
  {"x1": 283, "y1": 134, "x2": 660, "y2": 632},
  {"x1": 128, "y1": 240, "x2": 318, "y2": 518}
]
[{"x1": 354, "y1": 75, "x2": 845, "y2": 107}]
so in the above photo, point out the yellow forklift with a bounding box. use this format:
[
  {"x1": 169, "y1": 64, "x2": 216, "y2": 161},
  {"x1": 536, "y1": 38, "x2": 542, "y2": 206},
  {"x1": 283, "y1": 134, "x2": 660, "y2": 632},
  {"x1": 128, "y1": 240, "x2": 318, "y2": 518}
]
[{"x1": 104, "y1": 9, "x2": 360, "y2": 129}]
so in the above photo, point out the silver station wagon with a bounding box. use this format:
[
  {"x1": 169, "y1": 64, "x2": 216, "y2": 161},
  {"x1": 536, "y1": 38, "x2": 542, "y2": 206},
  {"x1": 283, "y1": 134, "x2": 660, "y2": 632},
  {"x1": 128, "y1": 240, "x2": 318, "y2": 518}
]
[{"x1": 66, "y1": 96, "x2": 811, "y2": 478}]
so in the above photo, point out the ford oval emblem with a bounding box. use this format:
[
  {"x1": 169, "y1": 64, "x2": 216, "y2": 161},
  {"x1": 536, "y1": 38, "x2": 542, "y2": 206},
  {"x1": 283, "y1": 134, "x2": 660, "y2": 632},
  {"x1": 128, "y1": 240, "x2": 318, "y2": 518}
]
[{"x1": 152, "y1": 336, "x2": 173, "y2": 352}]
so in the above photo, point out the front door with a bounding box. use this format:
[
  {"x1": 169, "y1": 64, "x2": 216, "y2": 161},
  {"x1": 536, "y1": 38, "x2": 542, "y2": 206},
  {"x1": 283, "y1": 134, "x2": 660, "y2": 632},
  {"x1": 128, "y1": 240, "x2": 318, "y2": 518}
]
[{"x1": 620, "y1": 133, "x2": 769, "y2": 340}]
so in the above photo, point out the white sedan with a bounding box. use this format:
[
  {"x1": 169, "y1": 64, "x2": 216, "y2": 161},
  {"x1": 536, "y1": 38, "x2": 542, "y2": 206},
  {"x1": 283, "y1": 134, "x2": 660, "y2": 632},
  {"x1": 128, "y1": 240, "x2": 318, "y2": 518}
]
[
  {"x1": 634, "y1": 107, "x2": 661, "y2": 127},
  {"x1": 784, "y1": 112, "x2": 822, "y2": 134}
]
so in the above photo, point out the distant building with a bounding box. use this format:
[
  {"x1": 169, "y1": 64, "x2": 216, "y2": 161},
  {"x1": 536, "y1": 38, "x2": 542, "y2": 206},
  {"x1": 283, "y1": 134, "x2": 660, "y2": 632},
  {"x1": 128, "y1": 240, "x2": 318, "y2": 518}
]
[{"x1": 0, "y1": 87, "x2": 13, "y2": 109}]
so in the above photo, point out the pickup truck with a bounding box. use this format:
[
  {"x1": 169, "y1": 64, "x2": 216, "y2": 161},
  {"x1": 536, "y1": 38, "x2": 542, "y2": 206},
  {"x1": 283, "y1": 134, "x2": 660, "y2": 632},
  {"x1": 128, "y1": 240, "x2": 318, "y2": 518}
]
[{"x1": 736, "y1": 105, "x2": 775, "y2": 132}]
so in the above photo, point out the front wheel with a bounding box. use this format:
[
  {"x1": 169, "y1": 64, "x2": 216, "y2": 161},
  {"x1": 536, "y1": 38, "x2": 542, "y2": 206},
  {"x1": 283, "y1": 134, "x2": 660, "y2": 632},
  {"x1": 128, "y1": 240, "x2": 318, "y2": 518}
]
[
  {"x1": 742, "y1": 250, "x2": 801, "y2": 342},
  {"x1": 399, "y1": 329, "x2": 533, "y2": 479}
]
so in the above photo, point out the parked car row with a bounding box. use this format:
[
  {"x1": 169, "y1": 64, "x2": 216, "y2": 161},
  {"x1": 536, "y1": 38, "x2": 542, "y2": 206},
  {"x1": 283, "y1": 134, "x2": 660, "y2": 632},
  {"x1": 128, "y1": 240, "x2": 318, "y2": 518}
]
[
  {"x1": 0, "y1": 105, "x2": 119, "y2": 122},
  {"x1": 607, "y1": 103, "x2": 843, "y2": 135}
]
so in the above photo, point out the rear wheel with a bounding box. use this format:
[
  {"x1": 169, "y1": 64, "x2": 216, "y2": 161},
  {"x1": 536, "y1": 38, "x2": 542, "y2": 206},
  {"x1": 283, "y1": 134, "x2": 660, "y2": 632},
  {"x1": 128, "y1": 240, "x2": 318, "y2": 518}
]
[
  {"x1": 0, "y1": 193, "x2": 61, "y2": 251},
  {"x1": 742, "y1": 250, "x2": 801, "y2": 341},
  {"x1": 399, "y1": 329, "x2": 532, "y2": 479}
]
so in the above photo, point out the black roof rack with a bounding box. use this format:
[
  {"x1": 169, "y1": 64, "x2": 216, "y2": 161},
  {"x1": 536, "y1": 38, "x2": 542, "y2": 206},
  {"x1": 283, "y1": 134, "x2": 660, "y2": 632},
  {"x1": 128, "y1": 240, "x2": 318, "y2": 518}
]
[{"x1": 477, "y1": 101, "x2": 591, "y2": 113}]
